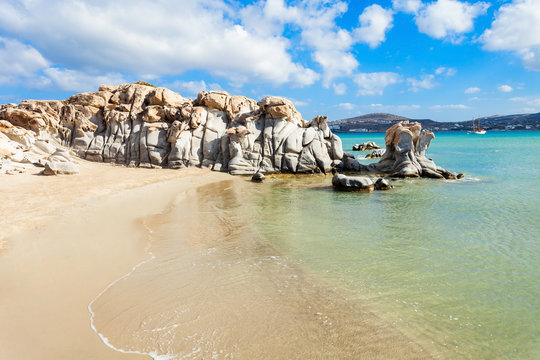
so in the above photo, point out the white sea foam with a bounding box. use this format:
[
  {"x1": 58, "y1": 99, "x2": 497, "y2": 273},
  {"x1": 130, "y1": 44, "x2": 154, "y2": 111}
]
[{"x1": 87, "y1": 217, "x2": 166, "y2": 360}]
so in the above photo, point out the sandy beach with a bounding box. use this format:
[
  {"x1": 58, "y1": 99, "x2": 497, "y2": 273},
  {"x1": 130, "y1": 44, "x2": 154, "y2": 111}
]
[
  {"x1": 0, "y1": 160, "x2": 432, "y2": 359},
  {"x1": 0, "y1": 161, "x2": 233, "y2": 359}
]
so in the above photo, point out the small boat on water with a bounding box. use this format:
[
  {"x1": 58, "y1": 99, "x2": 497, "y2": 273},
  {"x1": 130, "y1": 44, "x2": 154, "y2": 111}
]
[{"x1": 472, "y1": 117, "x2": 486, "y2": 134}]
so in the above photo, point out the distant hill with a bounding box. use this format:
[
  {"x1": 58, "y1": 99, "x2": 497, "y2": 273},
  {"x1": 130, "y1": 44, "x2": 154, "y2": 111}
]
[{"x1": 329, "y1": 112, "x2": 540, "y2": 132}]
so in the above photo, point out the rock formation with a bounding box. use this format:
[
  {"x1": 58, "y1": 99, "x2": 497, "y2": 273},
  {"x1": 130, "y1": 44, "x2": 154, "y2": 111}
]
[
  {"x1": 339, "y1": 121, "x2": 462, "y2": 179},
  {"x1": 352, "y1": 141, "x2": 380, "y2": 151},
  {"x1": 0, "y1": 83, "x2": 344, "y2": 175},
  {"x1": 365, "y1": 149, "x2": 385, "y2": 159},
  {"x1": 1, "y1": 83, "x2": 459, "y2": 179}
]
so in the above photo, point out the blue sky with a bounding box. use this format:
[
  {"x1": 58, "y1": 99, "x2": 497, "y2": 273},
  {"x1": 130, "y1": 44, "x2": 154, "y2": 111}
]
[{"x1": 0, "y1": 0, "x2": 539, "y2": 122}]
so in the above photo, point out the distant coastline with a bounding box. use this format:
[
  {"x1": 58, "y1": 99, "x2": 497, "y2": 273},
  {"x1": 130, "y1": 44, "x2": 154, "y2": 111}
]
[{"x1": 330, "y1": 112, "x2": 540, "y2": 133}]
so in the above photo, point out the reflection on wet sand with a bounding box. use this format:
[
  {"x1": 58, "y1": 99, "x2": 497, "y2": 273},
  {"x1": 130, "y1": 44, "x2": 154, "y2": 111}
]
[{"x1": 91, "y1": 179, "x2": 431, "y2": 359}]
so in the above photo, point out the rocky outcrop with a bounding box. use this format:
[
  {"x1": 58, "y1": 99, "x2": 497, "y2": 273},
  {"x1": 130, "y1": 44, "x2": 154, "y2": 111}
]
[
  {"x1": 1, "y1": 84, "x2": 459, "y2": 180},
  {"x1": 42, "y1": 149, "x2": 79, "y2": 175},
  {"x1": 332, "y1": 173, "x2": 375, "y2": 191},
  {"x1": 365, "y1": 149, "x2": 385, "y2": 159},
  {"x1": 352, "y1": 141, "x2": 380, "y2": 151},
  {"x1": 0, "y1": 83, "x2": 343, "y2": 176},
  {"x1": 339, "y1": 121, "x2": 461, "y2": 179}
]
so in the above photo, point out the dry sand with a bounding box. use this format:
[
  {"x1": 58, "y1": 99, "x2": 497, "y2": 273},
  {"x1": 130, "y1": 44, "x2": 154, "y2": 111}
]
[
  {"x1": 0, "y1": 160, "x2": 432, "y2": 359},
  {"x1": 0, "y1": 160, "x2": 232, "y2": 359}
]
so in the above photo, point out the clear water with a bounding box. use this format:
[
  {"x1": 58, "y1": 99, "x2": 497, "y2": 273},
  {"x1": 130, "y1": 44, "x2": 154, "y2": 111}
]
[{"x1": 252, "y1": 131, "x2": 540, "y2": 359}]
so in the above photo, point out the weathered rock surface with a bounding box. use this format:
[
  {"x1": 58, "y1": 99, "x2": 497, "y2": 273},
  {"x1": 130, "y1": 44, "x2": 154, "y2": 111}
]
[
  {"x1": 339, "y1": 121, "x2": 459, "y2": 179},
  {"x1": 374, "y1": 178, "x2": 393, "y2": 190},
  {"x1": 332, "y1": 173, "x2": 374, "y2": 192},
  {"x1": 0, "y1": 83, "x2": 344, "y2": 175},
  {"x1": 352, "y1": 141, "x2": 380, "y2": 151},
  {"x1": 365, "y1": 149, "x2": 385, "y2": 159},
  {"x1": 1, "y1": 84, "x2": 458, "y2": 180},
  {"x1": 42, "y1": 149, "x2": 79, "y2": 175},
  {"x1": 251, "y1": 172, "x2": 265, "y2": 182}
]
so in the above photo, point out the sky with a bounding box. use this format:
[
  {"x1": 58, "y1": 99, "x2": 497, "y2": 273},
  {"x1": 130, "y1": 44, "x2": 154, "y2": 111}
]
[{"x1": 0, "y1": 0, "x2": 539, "y2": 123}]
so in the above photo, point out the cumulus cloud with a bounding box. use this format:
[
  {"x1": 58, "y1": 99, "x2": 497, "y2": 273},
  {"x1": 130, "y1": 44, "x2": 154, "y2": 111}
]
[
  {"x1": 415, "y1": 0, "x2": 489, "y2": 42},
  {"x1": 392, "y1": 0, "x2": 423, "y2": 14},
  {"x1": 31, "y1": 68, "x2": 126, "y2": 92},
  {"x1": 435, "y1": 66, "x2": 457, "y2": 76},
  {"x1": 407, "y1": 74, "x2": 436, "y2": 92},
  {"x1": 0, "y1": 38, "x2": 49, "y2": 85},
  {"x1": 481, "y1": 0, "x2": 540, "y2": 71},
  {"x1": 338, "y1": 102, "x2": 356, "y2": 110},
  {"x1": 369, "y1": 103, "x2": 421, "y2": 111},
  {"x1": 0, "y1": 0, "x2": 318, "y2": 87},
  {"x1": 354, "y1": 5, "x2": 394, "y2": 48},
  {"x1": 510, "y1": 96, "x2": 540, "y2": 111},
  {"x1": 498, "y1": 84, "x2": 513, "y2": 92},
  {"x1": 333, "y1": 82, "x2": 347, "y2": 95},
  {"x1": 354, "y1": 72, "x2": 401, "y2": 95},
  {"x1": 465, "y1": 86, "x2": 481, "y2": 94},
  {"x1": 430, "y1": 104, "x2": 468, "y2": 109},
  {"x1": 166, "y1": 80, "x2": 222, "y2": 97},
  {"x1": 240, "y1": 0, "x2": 354, "y2": 87},
  {"x1": 241, "y1": 1, "x2": 395, "y2": 87}
]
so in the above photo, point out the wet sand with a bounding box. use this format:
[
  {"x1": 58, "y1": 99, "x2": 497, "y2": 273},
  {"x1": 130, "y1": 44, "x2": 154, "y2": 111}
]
[
  {"x1": 0, "y1": 161, "x2": 231, "y2": 360},
  {"x1": 0, "y1": 161, "x2": 432, "y2": 359}
]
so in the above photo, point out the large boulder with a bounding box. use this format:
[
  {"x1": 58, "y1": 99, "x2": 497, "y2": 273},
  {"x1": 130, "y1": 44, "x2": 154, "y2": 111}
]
[{"x1": 332, "y1": 173, "x2": 374, "y2": 192}]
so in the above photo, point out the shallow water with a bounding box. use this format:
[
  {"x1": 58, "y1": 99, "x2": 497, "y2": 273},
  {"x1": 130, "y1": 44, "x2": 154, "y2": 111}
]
[
  {"x1": 91, "y1": 131, "x2": 540, "y2": 359},
  {"x1": 90, "y1": 179, "x2": 431, "y2": 359},
  {"x1": 252, "y1": 131, "x2": 540, "y2": 359}
]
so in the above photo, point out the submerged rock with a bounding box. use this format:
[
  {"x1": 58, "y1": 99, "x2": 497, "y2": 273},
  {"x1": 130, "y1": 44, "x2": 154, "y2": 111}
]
[
  {"x1": 374, "y1": 178, "x2": 393, "y2": 190},
  {"x1": 332, "y1": 173, "x2": 374, "y2": 192},
  {"x1": 251, "y1": 172, "x2": 265, "y2": 182}
]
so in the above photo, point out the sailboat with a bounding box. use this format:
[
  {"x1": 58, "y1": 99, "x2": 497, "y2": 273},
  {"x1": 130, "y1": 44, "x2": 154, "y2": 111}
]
[{"x1": 472, "y1": 117, "x2": 486, "y2": 134}]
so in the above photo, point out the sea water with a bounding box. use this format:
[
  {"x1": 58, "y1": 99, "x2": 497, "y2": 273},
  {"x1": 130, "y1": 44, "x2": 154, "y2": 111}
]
[
  {"x1": 90, "y1": 131, "x2": 540, "y2": 359},
  {"x1": 252, "y1": 131, "x2": 540, "y2": 359}
]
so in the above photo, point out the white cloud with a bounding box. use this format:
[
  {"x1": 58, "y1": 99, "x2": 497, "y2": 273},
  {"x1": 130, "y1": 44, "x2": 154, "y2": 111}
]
[
  {"x1": 369, "y1": 103, "x2": 421, "y2": 111},
  {"x1": 32, "y1": 68, "x2": 126, "y2": 92},
  {"x1": 465, "y1": 86, "x2": 481, "y2": 94},
  {"x1": 430, "y1": 104, "x2": 468, "y2": 109},
  {"x1": 392, "y1": 0, "x2": 423, "y2": 14},
  {"x1": 407, "y1": 74, "x2": 436, "y2": 92},
  {"x1": 354, "y1": 72, "x2": 401, "y2": 95},
  {"x1": 240, "y1": 0, "x2": 354, "y2": 87},
  {"x1": 338, "y1": 102, "x2": 356, "y2": 110},
  {"x1": 0, "y1": 37, "x2": 49, "y2": 85},
  {"x1": 333, "y1": 82, "x2": 347, "y2": 95},
  {"x1": 0, "y1": 0, "x2": 318, "y2": 87},
  {"x1": 498, "y1": 84, "x2": 513, "y2": 92},
  {"x1": 354, "y1": 5, "x2": 394, "y2": 48},
  {"x1": 481, "y1": 0, "x2": 540, "y2": 71},
  {"x1": 168, "y1": 80, "x2": 208, "y2": 97},
  {"x1": 435, "y1": 66, "x2": 457, "y2": 76},
  {"x1": 415, "y1": 0, "x2": 489, "y2": 42},
  {"x1": 510, "y1": 96, "x2": 540, "y2": 109}
]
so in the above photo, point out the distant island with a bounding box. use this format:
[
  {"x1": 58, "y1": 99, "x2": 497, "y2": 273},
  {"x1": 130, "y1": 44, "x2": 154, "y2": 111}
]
[{"x1": 330, "y1": 112, "x2": 540, "y2": 133}]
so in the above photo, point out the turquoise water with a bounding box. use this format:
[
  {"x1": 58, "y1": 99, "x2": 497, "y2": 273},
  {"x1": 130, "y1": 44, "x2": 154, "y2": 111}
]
[{"x1": 253, "y1": 131, "x2": 540, "y2": 359}]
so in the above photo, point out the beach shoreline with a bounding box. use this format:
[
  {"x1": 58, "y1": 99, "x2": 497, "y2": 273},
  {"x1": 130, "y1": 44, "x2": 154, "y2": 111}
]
[
  {"x1": 0, "y1": 160, "x2": 433, "y2": 359},
  {"x1": 0, "y1": 161, "x2": 233, "y2": 360}
]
